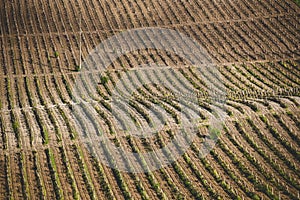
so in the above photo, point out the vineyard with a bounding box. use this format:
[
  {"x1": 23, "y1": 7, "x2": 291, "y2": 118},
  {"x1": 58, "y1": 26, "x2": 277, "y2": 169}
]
[{"x1": 0, "y1": 0, "x2": 300, "y2": 199}]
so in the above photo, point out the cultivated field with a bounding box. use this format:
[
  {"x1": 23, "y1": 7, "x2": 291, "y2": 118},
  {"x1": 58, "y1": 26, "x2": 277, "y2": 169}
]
[{"x1": 0, "y1": 0, "x2": 299, "y2": 199}]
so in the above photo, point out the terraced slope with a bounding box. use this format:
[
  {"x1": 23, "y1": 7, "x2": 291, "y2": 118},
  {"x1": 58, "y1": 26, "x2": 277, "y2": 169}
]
[{"x1": 0, "y1": 0, "x2": 299, "y2": 199}]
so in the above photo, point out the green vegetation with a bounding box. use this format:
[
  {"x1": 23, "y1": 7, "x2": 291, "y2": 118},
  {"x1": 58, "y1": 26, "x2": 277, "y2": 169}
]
[
  {"x1": 59, "y1": 146, "x2": 80, "y2": 200},
  {"x1": 1, "y1": 1, "x2": 300, "y2": 199},
  {"x1": 209, "y1": 127, "x2": 221, "y2": 140},
  {"x1": 45, "y1": 148, "x2": 64, "y2": 200},
  {"x1": 75, "y1": 65, "x2": 81, "y2": 71},
  {"x1": 73, "y1": 145, "x2": 97, "y2": 200},
  {"x1": 42, "y1": 125, "x2": 49, "y2": 144},
  {"x1": 54, "y1": 51, "x2": 59, "y2": 58},
  {"x1": 100, "y1": 75, "x2": 108, "y2": 85}
]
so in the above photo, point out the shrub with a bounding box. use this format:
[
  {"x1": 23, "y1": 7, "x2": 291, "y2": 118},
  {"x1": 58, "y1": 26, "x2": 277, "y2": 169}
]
[
  {"x1": 252, "y1": 194, "x2": 260, "y2": 200},
  {"x1": 100, "y1": 76, "x2": 108, "y2": 85},
  {"x1": 75, "y1": 65, "x2": 81, "y2": 72},
  {"x1": 209, "y1": 127, "x2": 221, "y2": 140}
]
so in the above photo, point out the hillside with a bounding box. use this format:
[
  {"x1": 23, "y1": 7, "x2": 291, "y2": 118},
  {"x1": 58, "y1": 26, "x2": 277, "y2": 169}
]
[{"x1": 0, "y1": 0, "x2": 299, "y2": 199}]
